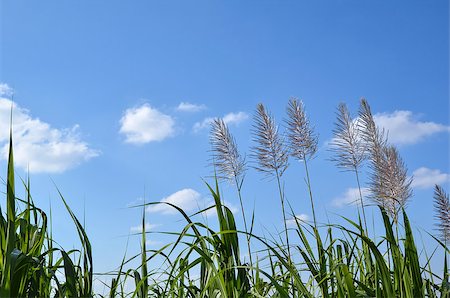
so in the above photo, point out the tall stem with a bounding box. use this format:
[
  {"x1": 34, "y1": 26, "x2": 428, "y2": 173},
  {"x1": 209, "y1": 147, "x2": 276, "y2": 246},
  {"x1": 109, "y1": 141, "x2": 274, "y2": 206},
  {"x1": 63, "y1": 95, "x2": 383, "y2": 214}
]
[
  {"x1": 234, "y1": 176, "x2": 254, "y2": 283},
  {"x1": 275, "y1": 169, "x2": 293, "y2": 296},
  {"x1": 355, "y1": 167, "x2": 372, "y2": 284},
  {"x1": 355, "y1": 168, "x2": 368, "y2": 233},
  {"x1": 395, "y1": 215, "x2": 400, "y2": 243},
  {"x1": 275, "y1": 170, "x2": 291, "y2": 259},
  {"x1": 303, "y1": 159, "x2": 317, "y2": 229}
]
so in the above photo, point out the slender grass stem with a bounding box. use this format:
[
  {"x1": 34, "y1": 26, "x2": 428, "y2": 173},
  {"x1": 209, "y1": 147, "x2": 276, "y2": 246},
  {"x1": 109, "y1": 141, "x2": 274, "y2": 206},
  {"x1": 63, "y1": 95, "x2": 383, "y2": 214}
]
[
  {"x1": 234, "y1": 176, "x2": 254, "y2": 284},
  {"x1": 274, "y1": 168, "x2": 297, "y2": 297},
  {"x1": 275, "y1": 170, "x2": 291, "y2": 259},
  {"x1": 303, "y1": 159, "x2": 317, "y2": 229},
  {"x1": 355, "y1": 167, "x2": 368, "y2": 233}
]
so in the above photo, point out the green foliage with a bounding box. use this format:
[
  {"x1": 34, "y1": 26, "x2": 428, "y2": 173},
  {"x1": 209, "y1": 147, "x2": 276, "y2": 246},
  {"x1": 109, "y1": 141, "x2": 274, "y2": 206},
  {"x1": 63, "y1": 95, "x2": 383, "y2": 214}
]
[
  {"x1": 101, "y1": 182, "x2": 448, "y2": 297},
  {"x1": 0, "y1": 131, "x2": 93, "y2": 297},
  {"x1": 1, "y1": 104, "x2": 448, "y2": 297}
]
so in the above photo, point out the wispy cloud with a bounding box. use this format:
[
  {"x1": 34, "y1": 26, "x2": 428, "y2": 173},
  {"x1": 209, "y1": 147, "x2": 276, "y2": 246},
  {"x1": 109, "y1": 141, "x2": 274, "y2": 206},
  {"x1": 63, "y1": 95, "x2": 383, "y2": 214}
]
[
  {"x1": 193, "y1": 111, "x2": 249, "y2": 133},
  {"x1": 324, "y1": 109, "x2": 449, "y2": 150},
  {"x1": 332, "y1": 168, "x2": 449, "y2": 208},
  {"x1": 411, "y1": 167, "x2": 450, "y2": 189},
  {"x1": 286, "y1": 214, "x2": 310, "y2": 227},
  {"x1": 130, "y1": 223, "x2": 160, "y2": 233},
  {"x1": 0, "y1": 83, "x2": 13, "y2": 97},
  {"x1": 119, "y1": 103, "x2": 175, "y2": 144},
  {"x1": 176, "y1": 102, "x2": 206, "y2": 112},
  {"x1": 146, "y1": 188, "x2": 237, "y2": 216},
  {"x1": 332, "y1": 187, "x2": 370, "y2": 208},
  {"x1": 193, "y1": 117, "x2": 214, "y2": 133},
  {"x1": 0, "y1": 89, "x2": 98, "y2": 173},
  {"x1": 373, "y1": 110, "x2": 450, "y2": 145}
]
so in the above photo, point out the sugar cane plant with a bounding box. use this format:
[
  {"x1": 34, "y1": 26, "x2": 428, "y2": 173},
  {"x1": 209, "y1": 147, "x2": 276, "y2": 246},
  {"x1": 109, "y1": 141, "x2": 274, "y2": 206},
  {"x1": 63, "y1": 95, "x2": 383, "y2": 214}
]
[{"x1": 1, "y1": 99, "x2": 449, "y2": 297}]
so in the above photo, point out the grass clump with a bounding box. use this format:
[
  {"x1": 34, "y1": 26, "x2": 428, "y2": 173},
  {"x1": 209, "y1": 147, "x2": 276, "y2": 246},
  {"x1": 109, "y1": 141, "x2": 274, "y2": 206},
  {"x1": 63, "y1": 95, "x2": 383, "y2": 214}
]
[
  {"x1": 0, "y1": 99, "x2": 448, "y2": 297},
  {"x1": 0, "y1": 129, "x2": 93, "y2": 297}
]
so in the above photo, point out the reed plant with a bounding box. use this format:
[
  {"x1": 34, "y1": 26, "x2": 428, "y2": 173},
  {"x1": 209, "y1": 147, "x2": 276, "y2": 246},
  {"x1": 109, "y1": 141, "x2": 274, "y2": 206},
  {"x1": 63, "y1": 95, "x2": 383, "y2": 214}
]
[
  {"x1": 285, "y1": 98, "x2": 318, "y2": 229},
  {"x1": 1, "y1": 99, "x2": 448, "y2": 297},
  {"x1": 210, "y1": 118, "x2": 253, "y2": 278},
  {"x1": 250, "y1": 103, "x2": 291, "y2": 267},
  {"x1": 329, "y1": 102, "x2": 367, "y2": 231}
]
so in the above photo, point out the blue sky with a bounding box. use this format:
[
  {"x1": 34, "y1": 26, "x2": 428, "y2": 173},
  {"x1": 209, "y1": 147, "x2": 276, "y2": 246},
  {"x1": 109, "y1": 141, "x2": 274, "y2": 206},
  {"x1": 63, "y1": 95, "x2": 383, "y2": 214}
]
[{"x1": 1, "y1": 0, "x2": 449, "y2": 292}]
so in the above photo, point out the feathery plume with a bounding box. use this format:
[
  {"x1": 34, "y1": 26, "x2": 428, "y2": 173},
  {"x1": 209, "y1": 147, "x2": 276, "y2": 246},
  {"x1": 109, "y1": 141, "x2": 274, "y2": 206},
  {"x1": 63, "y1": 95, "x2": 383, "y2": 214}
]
[
  {"x1": 329, "y1": 103, "x2": 366, "y2": 171},
  {"x1": 359, "y1": 99, "x2": 412, "y2": 221},
  {"x1": 210, "y1": 118, "x2": 245, "y2": 182},
  {"x1": 251, "y1": 103, "x2": 289, "y2": 177},
  {"x1": 358, "y1": 98, "x2": 387, "y2": 162},
  {"x1": 433, "y1": 185, "x2": 450, "y2": 242},
  {"x1": 285, "y1": 98, "x2": 318, "y2": 161},
  {"x1": 369, "y1": 145, "x2": 412, "y2": 221}
]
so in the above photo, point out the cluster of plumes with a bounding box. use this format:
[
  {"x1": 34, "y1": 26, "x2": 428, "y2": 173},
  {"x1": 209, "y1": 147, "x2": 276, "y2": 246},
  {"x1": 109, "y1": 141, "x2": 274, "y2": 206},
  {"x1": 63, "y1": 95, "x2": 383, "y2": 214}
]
[
  {"x1": 211, "y1": 97, "x2": 414, "y2": 222},
  {"x1": 329, "y1": 99, "x2": 412, "y2": 221},
  {"x1": 358, "y1": 99, "x2": 412, "y2": 221},
  {"x1": 433, "y1": 185, "x2": 450, "y2": 242},
  {"x1": 250, "y1": 103, "x2": 289, "y2": 177},
  {"x1": 250, "y1": 100, "x2": 319, "y2": 178},
  {"x1": 210, "y1": 118, "x2": 246, "y2": 183},
  {"x1": 209, "y1": 98, "x2": 318, "y2": 181}
]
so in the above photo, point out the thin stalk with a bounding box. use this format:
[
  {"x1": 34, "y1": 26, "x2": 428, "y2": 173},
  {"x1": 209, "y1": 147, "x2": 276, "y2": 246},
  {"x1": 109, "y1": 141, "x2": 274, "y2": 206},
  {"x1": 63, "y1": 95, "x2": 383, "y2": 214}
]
[
  {"x1": 395, "y1": 219, "x2": 400, "y2": 244},
  {"x1": 275, "y1": 169, "x2": 291, "y2": 259},
  {"x1": 275, "y1": 169, "x2": 295, "y2": 297},
  {"x1": 303, "y1": 159, "x2": 317, "y2": 229},
  {"x1": 234, "y1": 176, "x2": 254, "y2": 284},
  {"x1": 355, "y1": 167, "x2": 368, "y2": 233},
  {"x1": 355, "y1": 167, "x2": 373, "y2": 287}
]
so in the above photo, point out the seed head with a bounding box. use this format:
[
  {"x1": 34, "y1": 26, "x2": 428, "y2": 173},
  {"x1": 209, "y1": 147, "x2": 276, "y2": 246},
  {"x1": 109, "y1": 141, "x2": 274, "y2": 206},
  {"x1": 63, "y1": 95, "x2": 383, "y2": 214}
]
[
  {"x1": 358, "y1": 98, "x2": 387, "y2": 163},
  {"x1": 329, "y1": 103, "x2": 366, "y2": 171},
  {"x1": 433, "y1": 185, "x2": 450, "y2": 242},
  {"x1": 359, "y1": 99, "x2": 412, "y2": 221},
  {"x1": 369, "y1": 145, "x2": 412, "y2": 221},
  {"x1": 251, "y1": 103, "x2": 289, "y2": 177},
  {"x1": 285, "y1": 98, "x2": 318, "y2": 161},
  {"x1": 210, "y1": 118, "x2": 245, "y2": 182}
]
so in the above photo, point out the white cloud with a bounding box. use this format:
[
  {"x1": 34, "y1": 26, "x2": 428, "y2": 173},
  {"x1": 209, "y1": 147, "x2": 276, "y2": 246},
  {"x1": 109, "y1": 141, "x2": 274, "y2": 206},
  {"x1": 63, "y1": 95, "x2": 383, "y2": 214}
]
[
  {"x1": 332, "y1": 187, "x2": 370, "y2": 208},
  {"x1": 222, "y1": 112, "x2": 249, "y2": 125},
  {"x1": 0, "y1": 83, "x2": 13, "y2": 97},
  {"x1": 193, "y1": 117, "x2": 214, "y2": 133},
  {"x1": 411, "y1": 167, "x2": 450, "y2": 189},
  {"x1": 193, "y1": 111, "x2": 249, "y2": 133},
  {"x1": 176, "y1": 102, "x2": 206, "y2": 112},
  {"x1": 146, "y1": 188, "x2": 237, "y2": 216},
  {"x1": 130, "y1": 223, "x2": 160, "y2": 233},
  {"x1": 147, "y1": 188, "x2": 205, "y2": 215},
  {"x1": 286, "y1": 214, "x2": 310, "y2": 227},
  {"x1": 0, "y1": 97, "x2": 98, "y2": 173},
  {"x1": 119, "y1": 103, "x2": 175, "y2": 144},
  {"x1": 373, "y1": 110, "x2": 450, "y2": 145}
]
